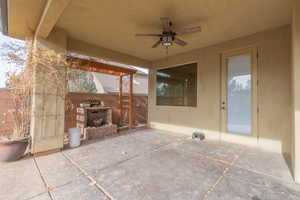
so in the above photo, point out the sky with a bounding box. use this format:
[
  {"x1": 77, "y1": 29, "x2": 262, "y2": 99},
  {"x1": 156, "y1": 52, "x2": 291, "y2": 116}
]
[{"x1": 0, "y1": 32, "x2": 25, "y2": 88}]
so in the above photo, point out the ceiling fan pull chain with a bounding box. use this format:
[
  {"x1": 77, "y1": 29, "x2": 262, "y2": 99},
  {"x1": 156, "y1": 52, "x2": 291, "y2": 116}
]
[{"x1": 166, "y1": 46, "x2": 169, "y2": 63}]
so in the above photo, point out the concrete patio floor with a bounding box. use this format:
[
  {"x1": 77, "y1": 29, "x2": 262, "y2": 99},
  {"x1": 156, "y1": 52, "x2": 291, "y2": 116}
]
[{"x1": 1, "y1": 128, "x2": 300, "y2": 200}]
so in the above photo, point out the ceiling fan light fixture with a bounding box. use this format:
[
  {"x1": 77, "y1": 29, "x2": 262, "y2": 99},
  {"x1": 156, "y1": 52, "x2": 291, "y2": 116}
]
[
  {"x1": 162, "y1": 41, "x2": 172, "y2": 46},
  {"x1": 161, "y1": 35, "x2": 173, "y2": 46}
]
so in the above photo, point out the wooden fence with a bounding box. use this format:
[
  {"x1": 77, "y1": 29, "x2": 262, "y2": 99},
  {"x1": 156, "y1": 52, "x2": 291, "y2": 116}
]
[{"x1": 0, "y1": 89, "x2": 148, "y2": 136}]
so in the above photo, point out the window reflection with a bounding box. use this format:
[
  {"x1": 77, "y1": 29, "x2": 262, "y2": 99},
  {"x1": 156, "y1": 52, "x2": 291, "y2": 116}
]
[
  {"x1": 227, "y1": 54, "x2": 252, "y2": 135},
  {"x1": 156, "y1": 63, "x2": 197, "y2": 107}
]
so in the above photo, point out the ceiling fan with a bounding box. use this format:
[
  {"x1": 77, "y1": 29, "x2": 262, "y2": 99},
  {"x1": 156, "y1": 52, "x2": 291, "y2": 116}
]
[{"x1": 135, "y1": 17, "x2": 201, "y2": 48}]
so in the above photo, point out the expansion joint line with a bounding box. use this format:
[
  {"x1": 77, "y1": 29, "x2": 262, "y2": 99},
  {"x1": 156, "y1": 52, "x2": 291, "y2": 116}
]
[
  {"x1": 201, "y1": 149, "x2": 245, "y2": 200},
  {"x1": 61, "y1": 152, "x2": 114, "y2": 200},
  {"x1": 33, "y1": 158, "x2": 54, "y2": 200}
]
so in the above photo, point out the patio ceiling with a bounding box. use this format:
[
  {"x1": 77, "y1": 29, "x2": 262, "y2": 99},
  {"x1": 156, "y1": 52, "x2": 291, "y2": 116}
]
[{"x1": 6, "y1": 0, "x2": 293, "y2": 63}]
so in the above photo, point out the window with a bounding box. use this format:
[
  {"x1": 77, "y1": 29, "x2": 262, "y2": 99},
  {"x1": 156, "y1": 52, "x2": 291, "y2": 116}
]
[{"x1": 156, "y1": 63, "x2": 197, "y2": 107}]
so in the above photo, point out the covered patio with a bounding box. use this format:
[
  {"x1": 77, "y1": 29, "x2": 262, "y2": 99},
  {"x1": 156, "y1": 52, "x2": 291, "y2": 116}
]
[
  {"x1": 1, "y1": 129, "x2": 300, "y2": 200},
  {"x1": 1, "y1": 0, "x2": 300, "y2": 193}
]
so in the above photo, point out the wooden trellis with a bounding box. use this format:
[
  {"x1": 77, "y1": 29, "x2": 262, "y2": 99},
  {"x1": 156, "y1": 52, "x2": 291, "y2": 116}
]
[{"x1": 67, "y1": 56, "x2": 136, "y2": 128}]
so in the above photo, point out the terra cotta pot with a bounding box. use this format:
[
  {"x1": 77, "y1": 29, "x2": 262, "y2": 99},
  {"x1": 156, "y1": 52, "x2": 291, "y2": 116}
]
[{"x1": 0, "y1": 138, "x2": 28, "y2": 162}]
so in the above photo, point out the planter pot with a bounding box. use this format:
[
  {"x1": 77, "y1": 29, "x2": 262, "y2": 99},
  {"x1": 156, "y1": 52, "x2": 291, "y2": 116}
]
[{"x1": 0, "y1": 138, "x2": 29, "y2": 162}]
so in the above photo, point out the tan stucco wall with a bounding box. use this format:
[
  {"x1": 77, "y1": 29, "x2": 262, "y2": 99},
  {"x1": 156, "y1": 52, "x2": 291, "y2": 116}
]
[
  {"x1": 292, "y1": 0, "x2": 300, "y2": 183},
  {"x1": 148, "y1": 25, "x2": 292, "y2": 155}
]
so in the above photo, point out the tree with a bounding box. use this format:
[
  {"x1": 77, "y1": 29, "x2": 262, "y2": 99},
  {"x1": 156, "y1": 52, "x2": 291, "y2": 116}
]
[
  {"x1": 0, "y1": 33, "x2": 26, "y2": 88},
  {"x1": 68, "y1": 69, "x2": 97, "y2": 93}
]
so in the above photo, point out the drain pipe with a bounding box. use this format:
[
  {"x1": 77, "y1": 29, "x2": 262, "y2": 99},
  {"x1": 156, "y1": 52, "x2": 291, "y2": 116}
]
[{"x1": 0, "y1": 0, "x2": 8, "y2": 35}]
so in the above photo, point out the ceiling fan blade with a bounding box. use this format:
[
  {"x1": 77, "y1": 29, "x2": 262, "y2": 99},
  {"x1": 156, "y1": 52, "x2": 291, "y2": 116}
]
[
  {"x1": 135, "y1": 34, "x2": 161, "y2": 37},
  {"x1": 160, "y1": 17, "x2": 172, "y2": 32},
  {"x1": 174, "y1": 38, "x2": 187, "y2": 46},
  {"x1": 176, "y1": 26, "x2": 201, "y2": 35},
  {"x1": 152, "y1": 40, "x2": 161, "y2": 48}
]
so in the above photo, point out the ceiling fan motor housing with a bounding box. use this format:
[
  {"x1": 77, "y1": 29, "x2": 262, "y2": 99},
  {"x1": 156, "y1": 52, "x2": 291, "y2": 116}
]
[{"x1": 161, "y1": 32, "x2": 176, "y2": 46}]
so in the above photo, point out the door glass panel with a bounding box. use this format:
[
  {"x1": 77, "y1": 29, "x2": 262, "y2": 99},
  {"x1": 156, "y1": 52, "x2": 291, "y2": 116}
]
[{"x1": 227, "y1": 54, "x2": 251, "y2": 135}]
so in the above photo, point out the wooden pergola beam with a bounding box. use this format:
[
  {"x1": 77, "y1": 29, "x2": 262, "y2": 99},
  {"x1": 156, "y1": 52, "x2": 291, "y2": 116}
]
[{"x1": 67, "y1": 56, "x2": 137, "y2": 76}]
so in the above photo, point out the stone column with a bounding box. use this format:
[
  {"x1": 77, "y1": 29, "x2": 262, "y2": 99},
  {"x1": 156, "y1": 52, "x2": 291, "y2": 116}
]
[
  {"x1": 292, "y1": 0, "x2": 300, "y2": 183},
  {"x1": 30, "y1": 28, "x2": 67, "y2": 154}
]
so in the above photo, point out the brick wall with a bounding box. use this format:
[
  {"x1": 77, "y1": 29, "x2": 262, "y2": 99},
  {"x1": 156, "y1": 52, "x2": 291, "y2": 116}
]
[{"x1": 0, "y1": 90, "x2": 148, "y2": 136}]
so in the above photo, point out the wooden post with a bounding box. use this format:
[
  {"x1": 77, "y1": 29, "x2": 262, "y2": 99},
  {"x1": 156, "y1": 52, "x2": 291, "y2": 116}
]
[
  {"x1": 119, "y1": 76, "x2": 123, "y2": 126},
  {"x1": 129, "y1": 74, "x2": 133, "y2": 128}
]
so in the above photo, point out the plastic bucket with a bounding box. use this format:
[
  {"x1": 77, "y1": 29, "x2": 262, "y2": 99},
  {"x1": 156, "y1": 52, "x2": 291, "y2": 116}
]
[{"x1": 69, "y1": 128, "x2": 81, "y2": 148}]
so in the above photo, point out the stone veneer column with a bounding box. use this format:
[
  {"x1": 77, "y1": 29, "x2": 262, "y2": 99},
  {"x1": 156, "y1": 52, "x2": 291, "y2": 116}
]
[
  {"x1": 292, "y1": 0, "x2": 300, "y2": 183},
  {"x1": 30, "y1": 28, "x2": 67, "y2": 154}
]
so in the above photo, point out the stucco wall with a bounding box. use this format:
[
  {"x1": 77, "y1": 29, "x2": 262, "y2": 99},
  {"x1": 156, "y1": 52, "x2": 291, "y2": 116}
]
[
  {"x1": 148, "y1": 25, "x2": 292, "y2": 156},
  {"x1": 292, "y1": 1, "x2": 300, "y2": 182}
]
